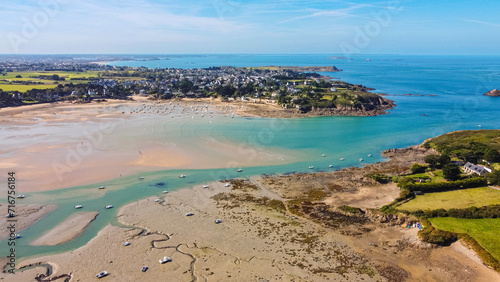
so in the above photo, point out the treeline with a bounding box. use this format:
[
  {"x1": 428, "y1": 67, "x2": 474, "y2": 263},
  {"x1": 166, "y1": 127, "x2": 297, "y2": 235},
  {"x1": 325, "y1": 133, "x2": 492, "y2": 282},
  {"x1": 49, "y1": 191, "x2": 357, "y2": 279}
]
[
  {"x1": 0, "y1": 90, "x2": 21, "y2": 107},
  {"x1": 425, "y1": 139, "x2": 500, "y2": 164},
  {"x1": 409, "y1": 205, "x2": 500, "y2": 219}
]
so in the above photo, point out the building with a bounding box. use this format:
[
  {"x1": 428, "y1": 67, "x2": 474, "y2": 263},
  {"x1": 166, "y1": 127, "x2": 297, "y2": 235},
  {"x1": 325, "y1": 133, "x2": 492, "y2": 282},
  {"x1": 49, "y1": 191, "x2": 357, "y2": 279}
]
[{"x1": 463, "y1": 162, "x2": 492, "y2": 176}]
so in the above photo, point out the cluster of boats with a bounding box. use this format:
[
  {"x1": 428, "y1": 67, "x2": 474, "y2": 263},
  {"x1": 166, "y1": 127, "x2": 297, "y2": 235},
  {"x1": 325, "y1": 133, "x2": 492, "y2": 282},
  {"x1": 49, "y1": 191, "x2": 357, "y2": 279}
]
[{"x1": 308, "y1": 154, "x2": 373, "y2": 169}]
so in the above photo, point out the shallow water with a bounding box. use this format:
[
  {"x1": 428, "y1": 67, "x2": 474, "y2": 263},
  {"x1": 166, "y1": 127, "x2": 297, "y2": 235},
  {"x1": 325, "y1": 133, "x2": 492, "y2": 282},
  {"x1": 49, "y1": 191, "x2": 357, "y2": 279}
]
[{"x1": 3, "y1": 54, "x2": 500, "y2": 260}]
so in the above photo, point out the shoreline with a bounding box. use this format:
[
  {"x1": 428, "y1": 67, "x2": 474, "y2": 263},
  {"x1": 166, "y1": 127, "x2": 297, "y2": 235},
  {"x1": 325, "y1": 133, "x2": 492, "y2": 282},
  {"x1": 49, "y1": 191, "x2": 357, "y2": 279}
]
[{"x1": 5, "y1": 143, "x2": 499, "y2": 281}]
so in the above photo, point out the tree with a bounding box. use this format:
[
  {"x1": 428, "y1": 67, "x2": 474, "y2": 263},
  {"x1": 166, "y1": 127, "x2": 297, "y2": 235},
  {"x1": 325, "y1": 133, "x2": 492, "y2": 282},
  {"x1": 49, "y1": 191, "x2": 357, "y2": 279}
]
[
  {"x1": 484, "y1": 148, "x2": 500, "y2": 163},
  {"x1": 439, "y1": 154, "x2": 451, "y2": 167},
  {"x1": 487, "y1": 170, "x2": 500, "y2": 186},
  {"x1": 424, "y1": 155, "x2": 440, "y2": 169},
  {"x1": 411, "y1": 163, "x2": 426, "y2": 174},
  {"x1": 442, "y1": 164, "x2": 461, "y2": 181}
]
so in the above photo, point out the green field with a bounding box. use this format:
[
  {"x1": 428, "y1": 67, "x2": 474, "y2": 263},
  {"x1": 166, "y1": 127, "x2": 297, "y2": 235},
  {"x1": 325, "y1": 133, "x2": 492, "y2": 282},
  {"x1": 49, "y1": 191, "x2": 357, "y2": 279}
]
[
  {"x1": 429, "y1": 217, "x2": 500, "y2": 261},
  {"x1": 0, "y1": 71, "x2": 100, "y2": 92},
  {"x1": 398, "y1": 187, "x2": 500, "y2": 211},
  {"x1": 1, "y1": 71, "x2": 99, "y2": 80},
  {"x1": 0, "y1": 83, "x2": 59, "y2": 92}
]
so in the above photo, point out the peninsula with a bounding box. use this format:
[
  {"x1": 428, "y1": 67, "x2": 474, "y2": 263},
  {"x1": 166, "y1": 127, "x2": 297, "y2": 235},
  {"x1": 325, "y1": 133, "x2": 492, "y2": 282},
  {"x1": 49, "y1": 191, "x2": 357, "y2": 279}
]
[{"x1": 0, "y1": 57, "x2": 394, "y2": 117}]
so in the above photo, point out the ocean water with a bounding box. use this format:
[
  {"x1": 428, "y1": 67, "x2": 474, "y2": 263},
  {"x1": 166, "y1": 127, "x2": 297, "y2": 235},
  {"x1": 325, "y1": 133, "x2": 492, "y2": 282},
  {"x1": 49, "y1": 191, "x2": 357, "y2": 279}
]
[{"x1": 4, "y1": 54, "x2": 500, "y2": 261}]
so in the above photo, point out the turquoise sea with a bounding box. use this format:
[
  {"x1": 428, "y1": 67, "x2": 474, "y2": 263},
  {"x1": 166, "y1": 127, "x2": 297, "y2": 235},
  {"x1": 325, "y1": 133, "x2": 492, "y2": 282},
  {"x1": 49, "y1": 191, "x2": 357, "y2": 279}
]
[{"x1": 4, "y1": 54, "x2": 500, "y2": 261}]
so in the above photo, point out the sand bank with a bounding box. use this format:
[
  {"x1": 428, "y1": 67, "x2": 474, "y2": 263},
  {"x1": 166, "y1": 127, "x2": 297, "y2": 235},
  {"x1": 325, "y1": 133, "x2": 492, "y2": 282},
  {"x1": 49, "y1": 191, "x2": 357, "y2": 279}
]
[
  {"x1": 0, "y1": 204, "x2": 56, "y2": 240},
  {"x1": 31, "y1": 211, "x2": 99, "y2": 246}
]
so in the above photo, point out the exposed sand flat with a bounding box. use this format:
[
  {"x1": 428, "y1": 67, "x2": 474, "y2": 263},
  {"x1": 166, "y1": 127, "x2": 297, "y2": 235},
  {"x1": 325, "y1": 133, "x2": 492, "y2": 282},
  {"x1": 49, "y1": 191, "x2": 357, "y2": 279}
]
[
  {"x1": 31, "y1": 212, "x2": 99, "y2": 246},
  {"x1": 0, "y1": 204, "x2": 56, "y2": 240},
  {"x1": 0, "y1": 97, "x2": 295, "y2": 192},
  {"x1": 10, "y1": 177, "x2": 500, "y2": 281},
  {"x1": 324, "y1": 183, "x2": 400, "y2": 209}
]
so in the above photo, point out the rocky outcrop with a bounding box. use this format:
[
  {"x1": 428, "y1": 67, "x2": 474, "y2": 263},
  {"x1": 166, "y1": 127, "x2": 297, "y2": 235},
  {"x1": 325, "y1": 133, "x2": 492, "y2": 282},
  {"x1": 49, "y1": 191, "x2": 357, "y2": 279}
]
[{"x1": 484, "y1": 89, "x2": 500, "y2": 97}]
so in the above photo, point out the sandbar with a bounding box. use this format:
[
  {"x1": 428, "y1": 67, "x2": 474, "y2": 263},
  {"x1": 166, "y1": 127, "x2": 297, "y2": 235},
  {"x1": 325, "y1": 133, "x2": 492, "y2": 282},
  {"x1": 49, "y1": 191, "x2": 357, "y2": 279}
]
[{"x1": 31, "y1": 211, "x2": 99, "y2": 246}]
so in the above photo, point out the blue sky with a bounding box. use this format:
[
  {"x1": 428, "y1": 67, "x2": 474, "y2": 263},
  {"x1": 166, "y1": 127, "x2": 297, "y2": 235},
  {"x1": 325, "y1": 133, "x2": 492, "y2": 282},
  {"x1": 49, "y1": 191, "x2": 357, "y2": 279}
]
[{"x1": 0, "y1": 0, "x2": 499, "y2": 55}]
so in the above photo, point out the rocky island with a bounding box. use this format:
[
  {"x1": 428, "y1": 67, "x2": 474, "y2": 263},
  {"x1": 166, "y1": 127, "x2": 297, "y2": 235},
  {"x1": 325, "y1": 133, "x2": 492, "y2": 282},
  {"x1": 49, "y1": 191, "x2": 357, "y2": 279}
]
[{"x1": 484, "y1": 89, "x2": 500, "y2": 97}]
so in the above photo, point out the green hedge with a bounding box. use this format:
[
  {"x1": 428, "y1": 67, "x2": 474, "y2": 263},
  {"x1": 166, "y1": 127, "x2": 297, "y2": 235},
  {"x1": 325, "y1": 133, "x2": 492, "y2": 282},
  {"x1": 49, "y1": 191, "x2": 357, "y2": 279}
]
[
  {"x1": 404, "y1": 177, "x2": 487, "y2": 193},
  {"x1": 409, "y1": 205, "x2": 500, "y2": 219}
]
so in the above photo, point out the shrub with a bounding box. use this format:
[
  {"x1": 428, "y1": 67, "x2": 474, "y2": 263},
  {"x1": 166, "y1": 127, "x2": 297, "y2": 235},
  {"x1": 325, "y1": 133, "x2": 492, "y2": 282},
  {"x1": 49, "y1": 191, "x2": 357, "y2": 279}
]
[
  {"x1": 410, "y1": 163, "x2": 427, "y2": 174},
  {"x1": 442, "y1": 164, "x2": 461, "y2": 181},
  {"x1": 418, "y1": 224, "x2": 458, "y2": 245}
]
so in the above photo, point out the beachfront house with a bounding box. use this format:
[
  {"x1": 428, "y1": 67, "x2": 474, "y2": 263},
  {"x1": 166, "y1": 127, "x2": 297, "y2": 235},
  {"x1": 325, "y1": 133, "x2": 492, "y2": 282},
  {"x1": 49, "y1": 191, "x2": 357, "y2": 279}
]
[{"x1": 463, "y1": 162, "x2": 492, "y2": 176}]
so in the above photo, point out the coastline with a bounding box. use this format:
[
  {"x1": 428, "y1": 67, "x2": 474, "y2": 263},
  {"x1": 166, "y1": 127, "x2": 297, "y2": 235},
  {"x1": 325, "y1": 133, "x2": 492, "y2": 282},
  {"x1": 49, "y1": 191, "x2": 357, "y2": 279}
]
[
  {"x1": 0, "y1": 95, "x2": 393, "y2": 193},
  {"x1": 5, "y1": 143, "x2": 499, "y2": 281}
]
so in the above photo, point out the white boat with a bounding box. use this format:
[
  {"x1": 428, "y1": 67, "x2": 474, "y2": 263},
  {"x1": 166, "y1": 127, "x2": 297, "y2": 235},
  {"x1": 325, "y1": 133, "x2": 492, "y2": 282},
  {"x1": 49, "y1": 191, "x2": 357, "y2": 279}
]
[
  {"x1": 96, "y1": 271, "x2": 109, "y2": 278},
  {"x1": 179, "y1": 174, "x2": 186, "y2": 178},
  {"x1": 138, "y1": 177, "x2": 145, "y2": 180},
  {"x1": 159, "y1": 256, "x2": 172, "y2": 264},
  {"x1": 105, "y1": 205, "x2": 113, "y2": 209},
  {"x1": 98, "y1": 186, "x2": 105, "y2": 189},
  {"x1": 74, "y1": 205, "x2": 83, "y2": 209},
  {"x1": 322, "y1": 154, "x2": 326, "y2": 157},
  {"x1": 203, "y1": 185, "x2": 209, "y2": 188},
  {"x1": 329, "y1": 165, "x2": 333, "y2": 168},
  {"x1": 17, "y1": 194, "x2": 25, "y2": 199},
  {"x1": 359, "y1": 158, "x2": 363, "y2": 162},
  {"x1": 163, "y1": 191, "x2": 169, "y2": 194},
  {"x1": 237, "y1": 169, "x2": 243, "y2": 172},
  {"x1": 14, "y1": 234, "x2": 21, "y2": 239},
  {"x1": 368, "y1": 154, "x2": 372, "y2": 157},
  {"x1": 308, "y1": 166, "x2": 314, "y2": 169},
  {"x1": 123, "y1": 242, "x2": 131, "y2": 246},
  {"x1": 186, "y1": 212, "x2": 194, "y2": 216},
  {"x1": 224, "y1": 183, "x2": 231, "y2": 187},
  {"x1": 154, "y1": 199, "x2": 160, "y2": 202},
  {"x1": 340, "y1": 158, "x2": 344, "y2": 161},
  {"x1": 214, "y1": 219, "x2": 222, "y2": 224}
]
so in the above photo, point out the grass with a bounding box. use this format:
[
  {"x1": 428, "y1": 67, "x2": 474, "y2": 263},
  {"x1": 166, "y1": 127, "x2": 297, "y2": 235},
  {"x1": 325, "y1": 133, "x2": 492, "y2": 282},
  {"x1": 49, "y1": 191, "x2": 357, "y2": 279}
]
[
  {"x1": 406, "y1": 170, "x2": 446, "y2": 183},
  {"x1": 397, "y1": 187, "x2": 500, "y2": 211},
  {"x1": 0, "y1": 83, "x2": 59, "y2": 92},
  {"x1": 0, "y1": 71, "x2": 101, "y2": 92},
  {"x1": 426, "y1": 130, "x2": 500, "y2": 151},
  {"x1": 429, "y1": 217, "x2": 500, "y2": 261},
  {"x1": 1, "y1": 71, "x2": 99, "y2": 80}
]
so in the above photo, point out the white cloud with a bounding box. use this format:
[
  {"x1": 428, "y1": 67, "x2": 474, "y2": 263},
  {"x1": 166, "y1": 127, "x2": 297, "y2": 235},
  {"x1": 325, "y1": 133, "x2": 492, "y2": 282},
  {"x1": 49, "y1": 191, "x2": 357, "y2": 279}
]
[{"x1": 462, "y1": 19, "x2": 500, "y2": 28}]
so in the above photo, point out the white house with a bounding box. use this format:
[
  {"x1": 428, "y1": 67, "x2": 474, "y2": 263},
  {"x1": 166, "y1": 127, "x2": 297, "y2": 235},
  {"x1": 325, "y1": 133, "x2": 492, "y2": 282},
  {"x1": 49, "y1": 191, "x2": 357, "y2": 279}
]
[{"x1": 463, "y1": 162, "x2": 492, "y2": 176}]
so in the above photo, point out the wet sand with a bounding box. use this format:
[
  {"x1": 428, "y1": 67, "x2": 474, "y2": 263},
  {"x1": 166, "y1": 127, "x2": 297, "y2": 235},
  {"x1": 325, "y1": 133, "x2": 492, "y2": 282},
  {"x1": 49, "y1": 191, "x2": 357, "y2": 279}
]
[
  {"x1": 31, "y1": 211, "x2": 99, "y2": 246},
  {"x1": 0, "y1": 204, "x2": 56, "y2": 240},
  {"x1": 0, "y1": 97, "x2": 295, "y2": 192},
  {"x1": 8, "y1": 175, "x2": 500, "y2": 281}
]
